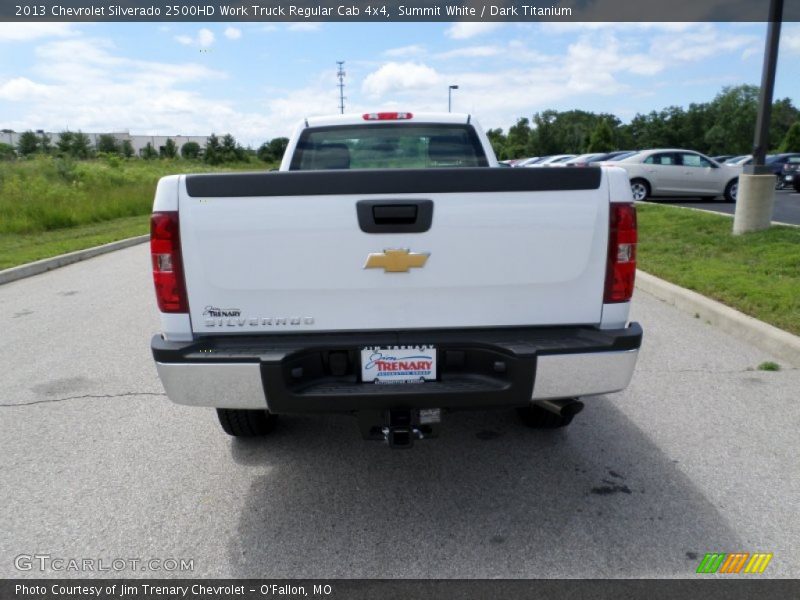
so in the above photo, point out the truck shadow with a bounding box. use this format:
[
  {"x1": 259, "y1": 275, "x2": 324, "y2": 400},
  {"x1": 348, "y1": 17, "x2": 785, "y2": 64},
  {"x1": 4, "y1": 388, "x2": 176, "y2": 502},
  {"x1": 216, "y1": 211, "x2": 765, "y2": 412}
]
[{"x1": 225, "y1": 400, "x2": 740, "y2": 578}]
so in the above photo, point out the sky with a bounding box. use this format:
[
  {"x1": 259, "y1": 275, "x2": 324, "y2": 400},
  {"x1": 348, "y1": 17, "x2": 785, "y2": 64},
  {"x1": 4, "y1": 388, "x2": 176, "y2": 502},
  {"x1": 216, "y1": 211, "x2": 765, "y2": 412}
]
[{"x1": 1, "y1": 21, "x2": 799, "y2": 146}]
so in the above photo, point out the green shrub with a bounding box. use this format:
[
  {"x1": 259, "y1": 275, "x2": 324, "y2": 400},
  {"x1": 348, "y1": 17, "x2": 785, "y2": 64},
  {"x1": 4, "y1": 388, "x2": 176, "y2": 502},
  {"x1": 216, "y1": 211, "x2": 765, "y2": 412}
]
[
  {"x1": 16, "y1": 131, "x2": 41, "y2": 156},
  {"x1": 160, "y1": 138, "x2": 177, "y2": 159},
  {"x1": 0, "y1": 143, "x2": 15, "y2": 161},
  {"x1": 96, "y1": 134, "x2": 120, "y2": 154},
  {"x1": 181, "y1": 141, "x2": 201, "y2": 159}
]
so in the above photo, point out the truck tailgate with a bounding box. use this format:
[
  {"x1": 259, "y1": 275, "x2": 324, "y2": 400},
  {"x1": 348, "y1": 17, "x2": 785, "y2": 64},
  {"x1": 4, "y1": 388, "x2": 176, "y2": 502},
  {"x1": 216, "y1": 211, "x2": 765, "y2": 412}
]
[{"x1": 178, "y1": 168, "x2": 609, "y2": 334}]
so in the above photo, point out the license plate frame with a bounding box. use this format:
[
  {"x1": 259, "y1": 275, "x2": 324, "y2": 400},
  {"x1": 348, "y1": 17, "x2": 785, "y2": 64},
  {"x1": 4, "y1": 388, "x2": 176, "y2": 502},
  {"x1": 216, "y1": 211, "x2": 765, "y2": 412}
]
[{"x1": 360, "y1": 345, "x2": 437, "y2": 384}]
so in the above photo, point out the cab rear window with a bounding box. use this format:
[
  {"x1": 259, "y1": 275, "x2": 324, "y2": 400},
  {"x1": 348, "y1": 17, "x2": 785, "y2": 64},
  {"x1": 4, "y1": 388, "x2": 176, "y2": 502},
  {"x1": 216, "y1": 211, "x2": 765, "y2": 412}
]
[{"x1": 289, "y1": 123, "x2": 488, "y2": 170}]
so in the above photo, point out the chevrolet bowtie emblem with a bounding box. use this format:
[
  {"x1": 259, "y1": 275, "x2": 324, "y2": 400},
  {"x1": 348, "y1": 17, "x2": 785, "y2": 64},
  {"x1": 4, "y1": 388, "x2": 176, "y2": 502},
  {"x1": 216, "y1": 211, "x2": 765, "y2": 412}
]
[{"x1": 363, "y1": 248, "x2": 430, "y2": 273}]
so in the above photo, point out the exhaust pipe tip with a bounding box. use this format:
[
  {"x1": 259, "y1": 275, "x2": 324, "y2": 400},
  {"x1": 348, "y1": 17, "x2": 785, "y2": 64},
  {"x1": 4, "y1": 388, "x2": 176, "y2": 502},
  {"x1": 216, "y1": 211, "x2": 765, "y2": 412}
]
[
  {"x1": 561, "y1": 399, "x2": 584, "y2": 418},
  {"x1": 535, "y1": 398, "x2": 584, "y2": 418}
]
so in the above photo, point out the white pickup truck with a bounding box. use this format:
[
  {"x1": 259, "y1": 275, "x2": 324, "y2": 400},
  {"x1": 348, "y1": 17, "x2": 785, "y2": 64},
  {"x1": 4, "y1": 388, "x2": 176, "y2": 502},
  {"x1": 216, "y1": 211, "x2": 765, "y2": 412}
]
[{"x1": 150, "y1": 112, "x2": 642, "y2": 448}]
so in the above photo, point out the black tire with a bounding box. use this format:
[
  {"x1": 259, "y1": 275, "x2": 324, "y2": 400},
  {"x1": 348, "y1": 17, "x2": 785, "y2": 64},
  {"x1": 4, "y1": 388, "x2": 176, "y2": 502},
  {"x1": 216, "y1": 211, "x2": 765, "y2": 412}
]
[
  {"x1": 630, "y1": 178, "x2": 650, "y2": 202},
  {"x1": 724, "y1": 179, "x2": 738, "y2": 203},
  {"x1": 217, "y1": 408, "x2": 278, "y2": 437},
  {"x1": 516, "y1": 405, "x2": 576, "y2": 429}
]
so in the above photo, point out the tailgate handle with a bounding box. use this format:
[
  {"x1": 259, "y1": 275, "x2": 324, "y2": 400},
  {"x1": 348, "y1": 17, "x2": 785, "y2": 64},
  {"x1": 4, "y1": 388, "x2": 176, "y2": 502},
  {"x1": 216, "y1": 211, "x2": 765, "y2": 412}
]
[
  {"x1": 357, "y1": 199, "x2": 433, "y2": 233},
  {"x1": 373, "y1": 205, "x2": 417, "y2": 224}
]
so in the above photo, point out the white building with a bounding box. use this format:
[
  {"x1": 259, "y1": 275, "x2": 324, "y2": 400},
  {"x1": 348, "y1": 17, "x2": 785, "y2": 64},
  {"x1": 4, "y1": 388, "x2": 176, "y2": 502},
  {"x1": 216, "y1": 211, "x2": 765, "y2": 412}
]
[{"x1": 0, "y1": 130, "x2": 211, "y2": 155}]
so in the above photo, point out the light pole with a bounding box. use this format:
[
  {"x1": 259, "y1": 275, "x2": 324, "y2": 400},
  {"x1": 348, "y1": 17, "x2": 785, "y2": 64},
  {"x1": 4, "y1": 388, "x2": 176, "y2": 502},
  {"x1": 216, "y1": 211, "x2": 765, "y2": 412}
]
[
  {"x1": 448, "y1": 85, "x2": 459, "y2": 112},
  {"x1": 733, "y1": 0, "x2": 784, "y2": 235}
]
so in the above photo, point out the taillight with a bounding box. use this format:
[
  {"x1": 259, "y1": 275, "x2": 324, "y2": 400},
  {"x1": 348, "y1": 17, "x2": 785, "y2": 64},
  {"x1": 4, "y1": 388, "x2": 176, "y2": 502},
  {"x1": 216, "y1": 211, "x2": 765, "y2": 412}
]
[
  {"x1": 150, "y1": 211, "x2": 189, "y2": 313},
  {"x1": 604, "y1": 203, "x2": 637, "y2": 303},
  {"x1": 362, "y1": 112, "x2": 413, "y2": 121}
]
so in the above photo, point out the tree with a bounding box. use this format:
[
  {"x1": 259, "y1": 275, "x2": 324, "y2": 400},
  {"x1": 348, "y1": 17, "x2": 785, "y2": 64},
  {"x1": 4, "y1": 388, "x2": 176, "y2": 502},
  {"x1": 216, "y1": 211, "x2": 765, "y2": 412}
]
[
  {"x1": 72, "y1": 132, "x2": 93, "y2": 159},
  {"x1": 160, "y1": 138, "x2": 177, "y2": 158},
  {"x1": 121, "y1": 140, "x2": 134, "y2": 158},
  {"x1": 57, "y1": 131, "x2": 92, "y2": 159},
  {"x1": 181, "y1": 141, "x2": 201, "y2": 159},
  {"x1": 140, "y1": 142, "x2": 158, "y2": 160},
  {"x1": 0, "y1": 142, "x2": 16, "y2": 160},
  {"x1": 16, "y1": 130, "x2": 40, "y2": 156},
  {"x1": 484, "y1": 128, "x2": 507, "y2": 160},
  {"x1": 587, "y1": 120, "x2": 615, "y2": 152},
  {"x1": 505, "y1": 118, "x2": 531, "y2": 159},
  {"x1": 257, "y1": 137, "x2": 289, "y2": 163},
  {"x1": 40, "y1": 133, "x2": 52, "y2": 154},
  {"x1": 204, "y1": 134, "x2": 222, "y2": 165},
  {"x1": 779, "y1": 122, "x2": 800, "y2": 152},
  {"x1": 770, "y1": 98, "x2": 800, "y2": 151},
  {"x1": 267, "y1": 137, "x2": 288, "y2": 162},
  {"x1": 96, "y1": 134, "x2": 120, "y2": 154},
  {"x1": 703, "y1": 85, "x2": 759, "y2": 154},
  {"x1": 220, "y1": 133, "x2": 245, "y2": 163},
  {"x1": 256, "y1": 142, "x2": 272, "y2": 162},
  {"x1": 56, "y1": 131, "x2": 75, "y2": 155}
]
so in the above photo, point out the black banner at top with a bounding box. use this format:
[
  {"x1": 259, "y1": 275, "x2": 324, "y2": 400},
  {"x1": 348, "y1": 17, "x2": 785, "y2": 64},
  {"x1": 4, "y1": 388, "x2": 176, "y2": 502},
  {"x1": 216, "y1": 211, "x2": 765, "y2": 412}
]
[{"x1": 3, "y1": 0, "x2": 800, "y2": 22}]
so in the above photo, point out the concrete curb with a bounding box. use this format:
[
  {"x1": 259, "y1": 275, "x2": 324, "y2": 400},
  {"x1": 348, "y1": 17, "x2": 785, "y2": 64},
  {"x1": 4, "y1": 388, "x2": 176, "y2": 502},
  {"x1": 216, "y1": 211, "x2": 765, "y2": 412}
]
[
  {"x1": 0, "y1": 235, "x2": 149, "y2": 286},
  {"x1": 636, "y1": 270, "x2": 800, "y2": 368}
]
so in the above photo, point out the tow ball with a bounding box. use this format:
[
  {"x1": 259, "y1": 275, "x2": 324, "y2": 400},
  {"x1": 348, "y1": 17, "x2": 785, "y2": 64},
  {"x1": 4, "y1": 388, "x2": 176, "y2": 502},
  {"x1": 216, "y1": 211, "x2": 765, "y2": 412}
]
[{"x1": 358, "y1": 408, "x2": 441, "y2": 449}]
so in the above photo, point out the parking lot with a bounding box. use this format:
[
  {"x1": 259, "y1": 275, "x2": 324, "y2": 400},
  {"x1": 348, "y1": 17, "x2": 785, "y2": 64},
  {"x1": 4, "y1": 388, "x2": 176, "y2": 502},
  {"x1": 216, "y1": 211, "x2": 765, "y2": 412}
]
[
  {"x1": 1, "y1": 244, "x2": 799, "y2": 578},
  {"x1": 664, "y1": 188, "x2": 800, "y2": 225}
]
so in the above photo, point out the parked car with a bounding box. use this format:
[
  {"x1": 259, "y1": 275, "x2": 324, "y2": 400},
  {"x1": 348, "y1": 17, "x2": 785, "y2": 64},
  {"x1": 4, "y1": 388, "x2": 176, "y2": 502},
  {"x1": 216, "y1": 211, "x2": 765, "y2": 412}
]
[
  {"x1": 590, "y1": 150, "x2": 638, "y2": 164},
  {"x1": 782, "y1": 156, "x2": 800, "y2": 189},
  {"x1": 602, "y1": 148, "x2": 742, "y2": 202},
  {"x1": 727, "y1": 153, "x2": 800, "y2": 187},
  {"x1": 724, "y1": 155, "x2": 750, "y2": 165},
  {"x1": 712, "y1": 155, "x2": 735, "y2": 163},
  {"x1": 561, "y1": 153, "x2": 607, "y2": 167},
  {"x1": 524, "y1": 154, "x2": 576, "y2": 167},
  {"x1": 764, "y1": 152, "x2": 800, "y2": 189},
  {"x1": 512, "y1": 156, "x2": 542, "y2": 167}
]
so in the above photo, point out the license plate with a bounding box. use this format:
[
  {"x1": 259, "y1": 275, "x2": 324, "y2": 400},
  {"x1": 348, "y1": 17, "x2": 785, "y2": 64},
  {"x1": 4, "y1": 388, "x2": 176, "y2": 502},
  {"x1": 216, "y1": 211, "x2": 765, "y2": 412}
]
[{"x1": 361, "y1": 346, "x2": 437, "y2": 383}]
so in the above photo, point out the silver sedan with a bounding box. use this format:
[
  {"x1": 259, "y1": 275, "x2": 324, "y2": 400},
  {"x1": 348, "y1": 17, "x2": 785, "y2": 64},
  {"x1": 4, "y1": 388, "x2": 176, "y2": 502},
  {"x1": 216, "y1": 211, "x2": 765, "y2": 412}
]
[{"x1": 600, "y1": 149, "x2": 742, "y2": 203}]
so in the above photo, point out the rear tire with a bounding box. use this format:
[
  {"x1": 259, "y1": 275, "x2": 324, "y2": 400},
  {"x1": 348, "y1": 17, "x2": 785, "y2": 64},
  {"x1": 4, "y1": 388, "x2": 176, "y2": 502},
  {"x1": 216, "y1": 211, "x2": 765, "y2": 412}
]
[
  {"x1": 516, "y1": 404, "x2": 576, "y2": 429},
  {"x1": 724, "y1": 179, "x2": 738, "y2": 203},
  {"x1": 630, "y1": 179, "x2": 650, "y2": 202},
  {"x1": 217, "y1": 408, "x2": 278, "y2": 437}
]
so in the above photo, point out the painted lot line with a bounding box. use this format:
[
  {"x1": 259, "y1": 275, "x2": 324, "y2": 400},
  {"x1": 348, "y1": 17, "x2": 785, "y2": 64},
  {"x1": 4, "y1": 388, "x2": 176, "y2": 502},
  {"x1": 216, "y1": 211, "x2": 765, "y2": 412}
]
[
  {"x1": 643, "y1": 189, "x2": 800, "y2": 227},
  {"x1": 0, "y1": 244, "x2": 798, "y2": 578}
]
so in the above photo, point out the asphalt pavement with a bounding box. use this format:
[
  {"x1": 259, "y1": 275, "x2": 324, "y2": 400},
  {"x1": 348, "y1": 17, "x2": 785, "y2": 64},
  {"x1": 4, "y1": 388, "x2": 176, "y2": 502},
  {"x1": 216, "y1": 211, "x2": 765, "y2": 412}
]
[
  {"x1": 658, "y1": 188, "x2": 800, "y2": 225},
  {"x1": 1, "y1": 244, "x2": 799, "y2": 578}
]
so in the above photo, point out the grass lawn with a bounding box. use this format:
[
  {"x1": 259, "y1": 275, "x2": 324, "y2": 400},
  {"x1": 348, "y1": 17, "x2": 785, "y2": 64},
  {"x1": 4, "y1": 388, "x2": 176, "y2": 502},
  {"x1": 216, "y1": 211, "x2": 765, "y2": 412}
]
[
  {"x1": 0, "y1": 156, "x2": 274, "y2": 270},
  {"x1": 0, "y1": 215, "x2": 148, "y2": 270},
  {"x1": 636, "y1": 203, "x2": 800, "y2": 335}
]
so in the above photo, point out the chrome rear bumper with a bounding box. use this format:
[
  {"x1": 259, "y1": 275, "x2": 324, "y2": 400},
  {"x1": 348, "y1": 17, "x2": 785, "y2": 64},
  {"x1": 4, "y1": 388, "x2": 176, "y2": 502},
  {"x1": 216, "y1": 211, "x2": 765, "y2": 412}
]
[{"x1": 152, "y1": 323, "x2": 642, "y2": 410}]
